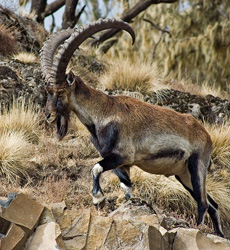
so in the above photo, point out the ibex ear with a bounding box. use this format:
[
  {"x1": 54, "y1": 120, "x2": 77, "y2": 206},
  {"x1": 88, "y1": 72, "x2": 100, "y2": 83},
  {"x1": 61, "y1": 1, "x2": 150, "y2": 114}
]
[{"x1": 66, "y1": 71, "x2": 75, "y2": 86}]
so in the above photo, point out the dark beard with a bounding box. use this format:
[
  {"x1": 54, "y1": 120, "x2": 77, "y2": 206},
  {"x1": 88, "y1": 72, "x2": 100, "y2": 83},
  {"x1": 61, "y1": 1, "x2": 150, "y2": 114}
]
[{"x1": 56, "y1": 99, "x2": 70, "y2": 140}]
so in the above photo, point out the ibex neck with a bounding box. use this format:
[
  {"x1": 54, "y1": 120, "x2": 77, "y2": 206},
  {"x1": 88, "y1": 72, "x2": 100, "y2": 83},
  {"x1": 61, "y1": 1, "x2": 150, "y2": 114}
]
[{"x1": 70, "y1": 78, "x2": 111, "y2": 126}]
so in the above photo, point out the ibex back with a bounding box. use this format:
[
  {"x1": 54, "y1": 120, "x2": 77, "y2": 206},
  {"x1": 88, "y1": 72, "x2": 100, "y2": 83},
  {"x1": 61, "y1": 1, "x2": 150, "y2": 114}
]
[{"x1": 40, "y1": 18, "x2": 224, "y2": 237}]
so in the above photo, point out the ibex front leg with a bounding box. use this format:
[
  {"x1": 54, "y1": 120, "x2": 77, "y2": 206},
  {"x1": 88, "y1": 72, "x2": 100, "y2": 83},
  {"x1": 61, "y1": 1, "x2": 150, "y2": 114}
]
[{"x1": 92, "y1": 153, "x2": 125, "y2": 206}]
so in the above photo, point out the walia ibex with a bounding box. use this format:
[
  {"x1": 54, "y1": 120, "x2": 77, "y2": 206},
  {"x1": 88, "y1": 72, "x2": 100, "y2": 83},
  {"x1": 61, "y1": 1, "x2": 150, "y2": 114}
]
[{"x1": 40, "y1": 18, "x2": 224, "y2": 237}]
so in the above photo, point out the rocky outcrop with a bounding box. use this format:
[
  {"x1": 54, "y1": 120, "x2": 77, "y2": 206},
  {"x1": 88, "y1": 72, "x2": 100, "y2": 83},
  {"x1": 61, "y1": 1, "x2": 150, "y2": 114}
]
[
  {"x1": 0, "y1": 59, "x2": 46, "y2": 109},
  {"x1": 0, "y1": 5, "x2": 46, "y2": 56},
  {"x1": 1, "y1": 195, "x2": 230, "y2": 249},
  {"x1": 0, "y1": 193, "x2": 44, "y2": 250}
]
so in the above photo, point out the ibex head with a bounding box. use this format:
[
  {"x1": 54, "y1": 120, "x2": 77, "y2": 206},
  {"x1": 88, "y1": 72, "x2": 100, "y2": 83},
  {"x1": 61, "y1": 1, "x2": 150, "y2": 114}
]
[{"x1": 40, "y1": 18, "x2": 135, "y2": 139}]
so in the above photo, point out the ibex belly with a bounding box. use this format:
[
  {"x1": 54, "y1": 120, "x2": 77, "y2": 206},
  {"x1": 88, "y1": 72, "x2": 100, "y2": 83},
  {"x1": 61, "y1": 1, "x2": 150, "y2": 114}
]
[
  {"x1": 136, "y1": 154, "x2": 187, "y2": 176},
  {"x1": 133, "y1": 135, "x2": 191, "y2": 176}
]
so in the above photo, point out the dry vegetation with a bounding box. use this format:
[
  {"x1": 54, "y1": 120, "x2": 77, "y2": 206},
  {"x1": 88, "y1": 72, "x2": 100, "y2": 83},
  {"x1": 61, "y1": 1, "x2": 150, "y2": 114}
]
[
  {"x1": 1, "y1": 12, "x2": 230, "y2": 235},
  {"x1": 12, "y1": 52, "x2": 39, "y2": 64},
  {"x1": 1, "y1": 68, "x2": 230, "y2": 236}
]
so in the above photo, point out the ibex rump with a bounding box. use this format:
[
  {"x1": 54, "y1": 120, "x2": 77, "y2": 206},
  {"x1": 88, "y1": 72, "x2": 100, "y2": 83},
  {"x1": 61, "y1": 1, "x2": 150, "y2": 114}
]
[{"x1": 40, "y1": 18, "x2": 224, "y2": 237}]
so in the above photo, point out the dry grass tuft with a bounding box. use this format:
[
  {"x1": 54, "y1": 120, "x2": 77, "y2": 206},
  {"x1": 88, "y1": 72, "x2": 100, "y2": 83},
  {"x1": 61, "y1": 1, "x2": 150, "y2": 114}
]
[
  {"x1": 0, "y1": 99, "x2": 42, "y2": 182},
  {"x1": 206, "y1": 175, "x2": 230, "y2": 224},
  {"x1": 205, "y1": 121, "x2": 230, "y2": 168},
  {"x1": 99, "y1": 58, "x2": 167, "y2": 95},
  {"x1": 0, "y1": 99, "x2": 42, "y2": 143},
  {"x1": 0, "y1": 131, "x2": 32, "y2": 182},
  {"x1": 130, "y1": 167, "x2": 197, "y2": 215},
  {"x1": 12, "y1": 52, "x2": 39, "y2": 63}
]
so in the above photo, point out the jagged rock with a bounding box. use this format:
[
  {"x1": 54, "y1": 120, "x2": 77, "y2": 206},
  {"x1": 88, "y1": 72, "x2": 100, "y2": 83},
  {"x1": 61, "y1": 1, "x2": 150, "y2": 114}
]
[
  {"x1": 85, "y1": 216, "x2": 113, "y2": 250},
  {"x1": 170, "y1": 228, "x2": 230, "y2": 250},
  {"x1": 0, "y1": 60, "x2": 46, "y2": 109},
  {"x1": 1, "y1": 193, "x2": 44, "y2": 232},
  {"x1": 39, "y1": 206, "x2": 56, "y2": 224},
  {"x1": 1, "y1": 223, "x2": 27, "y2": 250},
  {"x1": 160, "y1": 215, "x2": 189, "y2": 230},
  {"x1": 25, "y1": 222, "x2": 64, "y2": 250},
  {"x1": 145, "y1": 89, "x2": 230, "y2": 123},
  {"x1": 51, "y1": 201, "x2": 67, "y2": 220},
  {"x1": 63, "y1": 209, "x2": 91, "y2": 250},
  {"x1": 109, "y1": 198, "x2": 156, "y2": 220}
]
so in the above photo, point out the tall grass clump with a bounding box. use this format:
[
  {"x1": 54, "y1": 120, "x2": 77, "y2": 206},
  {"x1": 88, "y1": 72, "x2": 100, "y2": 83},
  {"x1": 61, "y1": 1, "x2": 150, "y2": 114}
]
[
  {"x1": 99, "y1": 58, "x2": 167, "y2": 95},
  {"x1": 0, "y1": 99, "x2": 42, "y2": 143},
  {"x1": 12, "y1": 52, "x2": 38, "y2": 64},
  {"x1": 0, "y1": 99, "x2": 42, "y2": 182},
  {"x1": 205, "y1": 121, "x2": 230, "y2": 169},
  {"x1": 0, "y1": 131, "x2": 32, "y2": 182}
]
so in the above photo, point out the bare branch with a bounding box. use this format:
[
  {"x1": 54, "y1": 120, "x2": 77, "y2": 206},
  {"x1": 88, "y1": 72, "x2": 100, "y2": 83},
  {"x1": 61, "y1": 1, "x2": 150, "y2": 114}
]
[
  {"x1": 74, "y1": 4, "x2": 86, "y2": 25},
  {"x1": 44, "y1": 0, "x2": 65, "y2": 18},
  {"x1": 90, "y1": 0, "x2": 178, "y2": 52},
  {"x1": 143, "y1": 18, "x2": 171, "y2": 36}
]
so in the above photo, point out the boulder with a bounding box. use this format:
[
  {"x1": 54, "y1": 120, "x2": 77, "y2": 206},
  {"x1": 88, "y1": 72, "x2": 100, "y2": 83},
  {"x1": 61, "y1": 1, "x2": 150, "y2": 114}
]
[
  {"x1": 1, "y1": 193, "x2": 44, "y2": 232},
  {"x1": 25, "y1": 222, "x2": 64, "y2": 250},
  {"x1": 0, "y1": 223, "x2": 27, "y2": 250},
  {"x1": 170, "y1": 228, "x2": 230, "y2": 250}
]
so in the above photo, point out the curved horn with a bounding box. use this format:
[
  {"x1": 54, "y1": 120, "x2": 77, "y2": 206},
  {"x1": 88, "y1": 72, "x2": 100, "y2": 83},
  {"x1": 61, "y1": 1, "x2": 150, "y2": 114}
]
[
  {"x1": 52, "y1": 18, "x2": 135, "y2": 85},
  {"x1": 40, "y1": 28, "x2": 74, "y2": 84}
]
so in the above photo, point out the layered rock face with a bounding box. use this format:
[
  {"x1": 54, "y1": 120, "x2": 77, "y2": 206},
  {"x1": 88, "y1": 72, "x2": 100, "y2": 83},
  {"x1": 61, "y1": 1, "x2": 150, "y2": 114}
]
[{"x1": 1, "y1": 195, "x2": 230, "y2": 250}]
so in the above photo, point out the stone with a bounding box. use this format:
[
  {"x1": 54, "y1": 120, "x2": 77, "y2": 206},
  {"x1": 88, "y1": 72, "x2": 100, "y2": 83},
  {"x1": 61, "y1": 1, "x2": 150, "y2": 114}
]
[
  {"x1": 64, "y1": 236, "x2": 87, "y2": 250},
  {"x1": 57, "y1": 209, "x2": 88, "y2": 234},
  {"x1": 26, "y1": 222, "x2": 64, "y2": 250},
  {"x1": 114, "y1": 218, "x2": 144, "y2": 249},
  {"x1": 51, "y1": 201, "x2": 67, "y2": 220},
  {"x1": 196, "y1": 232, "x2": 230, "y2": 250},
  {"x1": 109, "y1": 198, "x2": 156, "y2": 221},
  {"x1": 85, "y1": 216, "x2": 113, "y2": 250},
  {"x1": 63, "y1": 209, "x2": 91, "y2": 239},
  {"x1": 63, "y1": 209, "x2": 91, "y2": 250},
  {"x1": 170, "y1": 227, "x2": 230, "y2": 250},
  {"x1": 39, "y1": 206, "x2": 56, "y2": 224},
  {"x1": 1, "y1": 223, "x2": 27, "y2": 250},
  {"x1": 1, "y1": 193, "x2": 44, "y2": 231}
]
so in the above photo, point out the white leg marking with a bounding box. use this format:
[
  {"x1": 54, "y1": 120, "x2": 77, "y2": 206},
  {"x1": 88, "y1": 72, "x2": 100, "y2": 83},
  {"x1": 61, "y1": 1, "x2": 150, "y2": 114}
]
[
  {"x1": 92, "y1": 191, "x2": 105, "y2": 205},
  {"x1": 120, "y1": 182, "x2": 132, "y2": 197},
  {"x1": 92, "y1": 163, "x2": 103, "y2": 178}
]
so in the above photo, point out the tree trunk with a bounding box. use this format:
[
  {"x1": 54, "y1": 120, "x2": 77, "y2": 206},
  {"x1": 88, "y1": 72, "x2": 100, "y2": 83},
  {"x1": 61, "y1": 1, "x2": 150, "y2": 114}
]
[
  {"x1": 62, "y1": 0, "x2": 79, "y2": 29},
  {"x1": 30, "y1": 0, "x2": 47, "y2": 23}
]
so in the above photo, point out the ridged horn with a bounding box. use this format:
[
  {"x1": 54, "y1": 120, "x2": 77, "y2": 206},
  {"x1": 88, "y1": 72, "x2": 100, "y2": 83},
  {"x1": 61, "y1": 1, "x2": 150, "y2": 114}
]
[
  {"x1": 52, "y1": 18, "x2": 135, "y2": 85},
  {"x1": 40, "y1": 28, "x2": 74, "y2": 84}
]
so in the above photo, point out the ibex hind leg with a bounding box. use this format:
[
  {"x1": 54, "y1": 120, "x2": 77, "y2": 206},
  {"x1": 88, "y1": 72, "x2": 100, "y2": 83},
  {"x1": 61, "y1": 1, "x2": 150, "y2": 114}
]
[
  {"x1": 187, "y1": 153, "x2": 208, "y2": 225},
  {"x1": 175, "y1": 153, "x2": 208, "y2": 224},
  {"x1": 176, "y1": 153, "x2": 224, "y2": 237},
  {"x1": 113, "y1": 165, "x2": 132, "y2": 200},
  {"x1": 207, "y1": 194, "x2": 224, "y2": 237}
]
